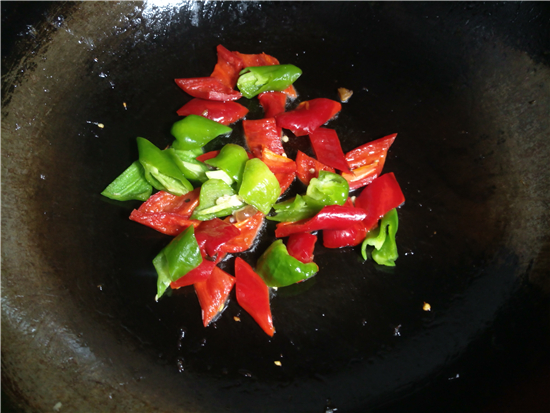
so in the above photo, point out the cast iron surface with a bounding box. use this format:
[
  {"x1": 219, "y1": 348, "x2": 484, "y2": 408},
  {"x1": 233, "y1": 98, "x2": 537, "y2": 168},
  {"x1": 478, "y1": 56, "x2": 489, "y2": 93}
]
[{"x1": 2, "y1": 2, "x2": 550, "y2": 412}]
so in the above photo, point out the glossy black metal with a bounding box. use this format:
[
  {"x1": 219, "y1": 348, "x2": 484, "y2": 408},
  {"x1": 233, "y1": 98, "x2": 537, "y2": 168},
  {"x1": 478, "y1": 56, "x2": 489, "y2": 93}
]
[{"x1": 2, "y1": 2, "x2": 550, "y2": 412}]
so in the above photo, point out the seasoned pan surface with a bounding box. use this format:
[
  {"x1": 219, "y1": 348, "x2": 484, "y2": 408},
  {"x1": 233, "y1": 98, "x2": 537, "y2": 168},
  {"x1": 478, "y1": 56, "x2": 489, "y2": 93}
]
[{"x1": 2, "y1": 2, "x2": 550, "y2": 412}]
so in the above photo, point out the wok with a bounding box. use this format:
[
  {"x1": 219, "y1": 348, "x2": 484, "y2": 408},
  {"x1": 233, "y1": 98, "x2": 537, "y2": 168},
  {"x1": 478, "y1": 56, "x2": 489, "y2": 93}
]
[{"x1": 2, "y1": 1, "x2": 550, "y2": 412}]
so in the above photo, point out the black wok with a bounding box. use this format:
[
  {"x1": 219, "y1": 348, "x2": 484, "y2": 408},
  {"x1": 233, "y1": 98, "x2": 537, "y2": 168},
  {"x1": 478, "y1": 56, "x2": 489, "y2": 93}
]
[{"x1": 2, "y1": 2, "x2": 550, "y2": 412}]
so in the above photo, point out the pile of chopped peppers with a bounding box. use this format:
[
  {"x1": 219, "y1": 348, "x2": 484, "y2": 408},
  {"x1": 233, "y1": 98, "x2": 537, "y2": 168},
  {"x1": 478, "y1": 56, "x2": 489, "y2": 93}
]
[{"x1": 101, "y1": 45, "x2": 406, "y2": 336}]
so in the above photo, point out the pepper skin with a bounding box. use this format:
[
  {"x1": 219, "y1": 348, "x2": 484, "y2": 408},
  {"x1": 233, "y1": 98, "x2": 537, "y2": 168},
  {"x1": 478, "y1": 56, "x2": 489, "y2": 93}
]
[
  {"x1": 101, "y1": 160, "x2": 152, "y2": 202},
  {"x1": 235, "y1": 257, "x2": 275, "y2": 336}
]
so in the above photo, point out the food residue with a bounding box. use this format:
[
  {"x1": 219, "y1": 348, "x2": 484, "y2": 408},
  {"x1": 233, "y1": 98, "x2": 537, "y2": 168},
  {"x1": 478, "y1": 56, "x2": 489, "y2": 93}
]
[{"x1": 338, "y1": 87, "x2": 353, "y2": 102}]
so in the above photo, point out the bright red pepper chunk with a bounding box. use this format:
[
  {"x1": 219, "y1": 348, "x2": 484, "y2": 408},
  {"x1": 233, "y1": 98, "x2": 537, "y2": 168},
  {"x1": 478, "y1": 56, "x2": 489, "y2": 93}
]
[
  {"x1": 309, "y1": 127, "x2": 350, "y2": 172},
  {"x1": 170, "y1": 259, "x2": 216, "y2": 289},
  {"x1": 260, "y1": 148, "x2": 296, "y2": 194},
  {"x1": 194, "y1": 218, "x2": 241, "y2": 257},
  {"x1": 275, "y1": 98, "x2": 341, "y2": 137},
  {"x1": 129, "y1": 189, "x2": 201, "y2": 236},
  {"x1": 243, "y1": 118, "x2": 284, "y2": 158},
  {"x1": 176, "y1": 98, "x2": 248, "y2": 125},
  {"x1": 295, "y1": 150, "x2": 335, "y2": 185},
  {"x1": 345, "y1": 133, "x2": 397, "y2": 170},
  {"x1": 235, "y1": 257, "x2": 274, "y2": 336},
  {"x1": 260, "y1": 148, "x2": 295, "y2": 174},
  {"x1": 234, "y1": 51, "x2": 280, "y2": 67},
  {"x1": 355, "y1": 172, "x2": 405, "y2": 232},
  {"x1": 275, "y1": 205, "x2": 368, "y2": 238},
  {"x1": 210, "y1": 44, "x2": 245, "y2": 89},
  {"x1": 258, "y1": 91, "x2": 287, "y2": 118},
  {"x1": 194, "y1": 266, "x2": 235, "y2": 327},
  {"x1": 137, "y1": 188, "x2": 200, "y2": 215},
  {"x1": 341, "y1": 161, "x2": 380, "y2": 191},
  {"x1": 174, "y1": 77, "x2": 242, "y2": 102},
  {"x1": 322, "y1": 199, "x2": 367, "y2": 248},
  {"x1": 286, "y1": 232, "x2": 317, "y2": 263},
  {"x1": 220, "y1": 211, "x2": 265, "y2": 253},
  {"x1": 129, "y1": 211, "x2": 200, "y2": 236},
  {"x1": 339, "y1": 133, "x2": 397, "y2": 190}
]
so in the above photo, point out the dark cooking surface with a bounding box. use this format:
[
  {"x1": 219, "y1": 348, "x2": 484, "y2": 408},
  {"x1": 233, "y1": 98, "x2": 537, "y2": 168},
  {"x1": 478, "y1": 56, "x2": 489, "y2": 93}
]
[{"x1": 2, "y1": 2, "x2": 550, "y2": 412}]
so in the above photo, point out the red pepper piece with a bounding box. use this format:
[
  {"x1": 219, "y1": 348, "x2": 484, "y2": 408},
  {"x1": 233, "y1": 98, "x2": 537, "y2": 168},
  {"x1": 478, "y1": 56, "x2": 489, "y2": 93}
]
[
  {"x1": 260, "y1": 148, "x2": 296, "y2": 194},
  {"x1": 295, "y1": 150, "x2": 335, "y2": 185},
  {"x1": 275, "y1": 98, "x2": 341, "y2": 137},
  {"x1": 194, "y1": 218, "x2": 241, "y2": 257},
  {"x1": 340, "y1": 161, "x2": 380, "y2": 191},
  {"x1": 260, "y1": 148, "x2": 295, "y2": 174},
  {"x1": 274, "y1": 172, "x2": 295, "y2": 194},
  {"x1": 129, "y1": 210, "x2": 200, "y2": 236},
  {"x1": 233, "y1": 51, "x2": 280, "y2": 67},
  {"x1": 196, "y1": 150, "x2": 220, "y2": 163},
  {"x1": 219, "y1": 211, "x2": 264, "y2": 253},
  {"x1": 286, "y1": 232, "x2": 317, "y2": 263},
  {"x1": 355, "y1": 172, "x2": 405, "y2": 232},
  {"x1": 258, "y1": 91, "x2": 287, "y2": 118},
  {"x1": 129, "y1": 189, "x2": 202, "y2": 236},
  {"x1": 309, "y1": 127, "x2": 350, "y2": 172},
  {"x1": 138, "y1": 188, "x2": 200, "y2": 215},
  {"x1": 275, "y1": 205, "x2": 368, "y2": 238},
  {"x1": 322, "y1": 198, "x2": 367, "y2": 248},
  {"x1": 176, "y1": 98, "x2": 248, "y2": 125},
  {"x1": 323, "y1": 221, "x2": 367, "y2": 248},
  {"x1": 235, "y1": 257, "x2": 274, "y2": 336},
  {"x1": 174, "y1": 77, "x2": 242, "y2": 102},
  {"x1": 170, "y1": 259, "x2": 216, "y2": 289},
  {"x1": 194, "y1": 266, "x2": 235, "y2": 327},
  {"x1": 282, "y1": 85, "x2": 298, "y2": 99},
  {"x1": 345, "y1": 133, "x2": 397, "y2": 170},
  {"x1": 243, "y1": 118, "x2": 284, "y2": 158},
  {"x1": 210, "y1": 44, "x2": 245, "y2": 89},
  {"x1": 340, "y1": 133, "x2": 397, "y2": 190}
]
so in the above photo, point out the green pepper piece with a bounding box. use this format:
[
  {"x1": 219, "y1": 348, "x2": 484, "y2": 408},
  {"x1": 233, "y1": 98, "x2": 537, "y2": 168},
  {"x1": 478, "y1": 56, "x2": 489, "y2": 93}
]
[
  {"x1": 137, "y1": 137, "x2": 194, "y2": 196},
  {"x1": 204, "y1": 144, "x2": 249, "y2": 188},
  {"x1": 266, "y1": 194, "x2": 318, "y2": 222},
  {"x1": 306, "y1": 171, "x2": 349, "y2": 207},
  {"x1": 256, "y1": 240, "x2": 319, "y2": 288},
  {"x1": 238, "y1": 158, "x2": 281, "y2": 215},
  {"x1": 153, "y1": 226, "x2": 202, "y2": 300},
  {"x1": 267, "y1": 171, "x2": 348, "y2": 222},
  {"x1": 237, "y1": 64, "x2": 302, "y2": 99},
  {"x1": 170, "y1": 115, "x2": 232, "y2": 150},
  {"x1": 191, "y1": 179, "x2": 245, "y2": 221},
  {"x1": 101, "y1": 160, "x2": 152, "y2": 201},
  {"x1": 361, "y1": 208, "x2": 399, "y2": 266},
  {"x1": 170, "y1": 148, "x2": 209, "y2": 183}
]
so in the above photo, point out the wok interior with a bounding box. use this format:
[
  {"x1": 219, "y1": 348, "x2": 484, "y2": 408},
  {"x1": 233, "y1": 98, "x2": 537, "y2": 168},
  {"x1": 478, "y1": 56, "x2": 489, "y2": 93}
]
[{"x1": 2, "y1": 2, "x2": 549, "y2": 412}]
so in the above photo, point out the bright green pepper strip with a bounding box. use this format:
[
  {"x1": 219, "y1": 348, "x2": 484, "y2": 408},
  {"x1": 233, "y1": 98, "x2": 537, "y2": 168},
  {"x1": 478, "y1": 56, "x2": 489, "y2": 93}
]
[
  {"x1": 256, "y1": 240, "x2": 319, "y2": 288},
  {"x1": 191, "y1": 179, "x2": 245, "y2": 221},
  {"x1": 266, "y1": 194, "x2": 318, "y2": 222},
  {"x1": 238, "y1": 158, "x2": 281, "y2": 215},
  {"x1": 137, "y1": 137, "x2": 194, "y2": 196},
  {"x1": 101, "y1": 160, "x2": 152, "y2": 201},
  {"x1": 237, "y1": 64, "x2": 302, "y2": 99},
  {"x1": 205, "y1": 144, "x2": 249, "y2": 187},
  {"x1": 361, "y1": 208, "x2": 399, "y2": 266},
  {"x1": 170, "y1": 115, "x2": 232, "y2": 150},
  {"x1": 306, "y1": 171, "x2": 349, "y2": 207},
  {"x1": 170, "y1": 148, "x2": 209, "y2": 183},
  {"x1": 153, "y1": 226, "x2": 202, "y2": 300}
]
